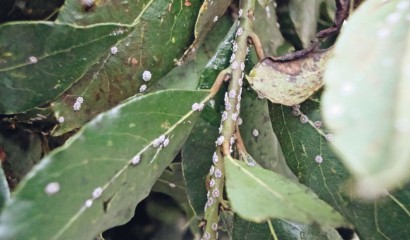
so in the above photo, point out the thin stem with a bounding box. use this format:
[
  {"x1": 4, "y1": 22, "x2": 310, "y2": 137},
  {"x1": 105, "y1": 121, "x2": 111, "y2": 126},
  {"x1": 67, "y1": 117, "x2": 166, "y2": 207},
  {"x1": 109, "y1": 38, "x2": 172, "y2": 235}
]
[
  {"x1": 235, "y1": 125, "x2": 248, "y2": 155},
  {"x1": 248, "y1": 32, "x2": 265, "y2": 60},
  {"x1": 202, "y1": 0, "x2": 259, "y2": 239}
]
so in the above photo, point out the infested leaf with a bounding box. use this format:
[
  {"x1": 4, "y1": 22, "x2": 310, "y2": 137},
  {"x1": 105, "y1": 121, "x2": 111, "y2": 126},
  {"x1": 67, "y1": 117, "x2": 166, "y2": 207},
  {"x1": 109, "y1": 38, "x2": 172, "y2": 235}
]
[
  {"x1": 239, "y1": 89, "x2": 297, "y2": 179},
  {"x1": 154, "y1": 15, "x2": 233, "y2": 92},
  {"x1": 247, "y1": 48, "x2": 332, "y2": 106},
  {"x1": 322, "y1": 0, "x2": 410, "y2": 197},
  {"x1": 224, "y1": 156, "x2": 347, "y2": 227},
  {"x1": 51, "y1": 0, "x2": 201, "y2": 135},
  {"x1": 0, "y1": 90, "x2": 210, "y2": 239},
  {"x1": 0, "y1": 22, "x2": 131, "y2": 114},
  {"x1": 233, "y1": 89, "x2": 341, "y2": 239},
  {"x1": 58, "y1": 0, "x2": 145, "y2": 25}
]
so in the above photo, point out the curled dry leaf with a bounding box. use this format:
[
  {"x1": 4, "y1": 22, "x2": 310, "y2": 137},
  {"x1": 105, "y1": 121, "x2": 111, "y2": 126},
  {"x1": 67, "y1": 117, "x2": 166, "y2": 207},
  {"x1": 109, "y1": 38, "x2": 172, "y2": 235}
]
[{"x1": 247, "y1": 48, "x2": 332, "y2": 106}]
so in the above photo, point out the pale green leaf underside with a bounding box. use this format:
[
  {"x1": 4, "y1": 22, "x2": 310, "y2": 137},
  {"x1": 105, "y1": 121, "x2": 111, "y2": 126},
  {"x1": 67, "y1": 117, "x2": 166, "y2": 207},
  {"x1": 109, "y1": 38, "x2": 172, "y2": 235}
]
[
  {"x1": 224, "y1": 157, "x2": 347, "y2": 227},
  {"x1": 0, "y1": 90, "x2": 209, "y2": 240},
  {"x1": 322, "y1": 0, "x2": 410, "y2": 197}
]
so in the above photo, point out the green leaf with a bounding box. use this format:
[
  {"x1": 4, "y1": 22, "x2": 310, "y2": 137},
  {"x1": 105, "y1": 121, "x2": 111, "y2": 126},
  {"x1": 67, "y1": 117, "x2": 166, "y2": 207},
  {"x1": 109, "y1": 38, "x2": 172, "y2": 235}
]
[
  {"x1": 58, "y1": 0, "x2": 145, "y2": 25},
  {"x1": 224, "y1": 156, "x2": 347, "y2": 226},
  {"x1": 253, "y1": 1, "x2": 289, "y2": 56},
  {"x1": 191, "y1": 0, "x2": 231, "y2": 52},
  {"x1": 0, "y1": 90, "x2": 209, "y2": 239},
  {"x1": 51, "y1": 0, "x2": 201, "y2": 135},
  {"x1": 152, "y1": 163, "x2": 193, "y2": 216},
  {"x1": 322, "y1": 0, "x2": 410, "y2": 197},
  {"x1": 289, "y1": 0, "x2": 321, "y2": 48},
  {"x1": 269, "y1": 98, "x2": 410, "y2": 239},
  {"x1": 197, "y1": 22, "x2": 237, "y2": 89},
  {"x1": 239, "y1": 89, "x2": 297, "y2": 179},
  {"x1": 232, "y1": 216, "x2": 342, "y2": 240},
  {"x1": 182, "y1": 109, "x2": 219, "y2": 217},
  {"x1": 0, "y1": 22, "x2": 130, "y2": 114},
  {"x1": 275, "y1": 1, "x2": 303, "y2": 50},
  {"x1": 235, "y1": 90, "x2": 343, "y2": 239},
  {"x1": 247, "y1": 49, "x2": 332, "y2": 106},
  {"x1": 0, "y1": 128, "x2": 43, "y2": 188}
]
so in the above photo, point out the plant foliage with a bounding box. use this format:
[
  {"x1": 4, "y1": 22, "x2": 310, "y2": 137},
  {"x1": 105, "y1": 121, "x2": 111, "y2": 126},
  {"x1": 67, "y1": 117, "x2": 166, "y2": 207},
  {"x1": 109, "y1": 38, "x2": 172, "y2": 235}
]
[{"x1": 0, "y1": 0, "x2": 409, "y2": 239}]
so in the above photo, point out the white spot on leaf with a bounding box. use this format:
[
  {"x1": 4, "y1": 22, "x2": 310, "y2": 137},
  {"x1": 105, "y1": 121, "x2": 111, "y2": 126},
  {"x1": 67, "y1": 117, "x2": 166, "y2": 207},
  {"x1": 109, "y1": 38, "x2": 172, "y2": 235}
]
[
  {"x1": 252, "y1": 129, "x2": 259, "y2": 137},
  {"x1": 325, "y1": 134, "x2": 333, "y2": 142},
  {"x1": 28, "y1": 56, "x2": 38, "y2": 63},
  {"x1": 315, "y1": 155, "x2": 323, "y2": 164},
  {"x1": 110, "y1": 46, "x2": 118, "y2": 55},
  {"x1": 85, "y1": 199, "x2": 93, "y2": 208},
  {"x1": 299, "y1": 114, "x2": 308, "y2": 124},
  {"x1": 192, "y1": 102, "x2": 204, "y2": 111},
  {"x1": 163, "y1": 138, "x2": 169, "y2": 147},
  {"x1": 142, "y1": 70, "x2": 152, "y2": 82},
  {"x1": 45, "y1": 182, "x2": 60, "y2": 196},
  {"x1": 92, "y1": 187, "x2": 103, "y2": 199},
  {"x1": 131, "y1": 155, "x2": 141, "y2": 165},
  {"x1": 139, "y1": 84, "x2": 147, "y2": 93}
]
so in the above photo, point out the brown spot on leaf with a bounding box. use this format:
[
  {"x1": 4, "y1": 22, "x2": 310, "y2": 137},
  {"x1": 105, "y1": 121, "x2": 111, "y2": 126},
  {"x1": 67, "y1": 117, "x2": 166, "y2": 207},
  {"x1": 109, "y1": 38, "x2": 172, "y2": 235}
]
[{"x1": 128, "y1": 57, "x2": 139, "y2": 66}]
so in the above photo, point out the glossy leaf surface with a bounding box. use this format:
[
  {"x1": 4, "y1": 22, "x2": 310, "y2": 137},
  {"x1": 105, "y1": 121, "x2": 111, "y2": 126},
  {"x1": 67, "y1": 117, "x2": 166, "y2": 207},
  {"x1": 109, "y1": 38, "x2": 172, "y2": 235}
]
[
  {"x1": 0, "y1": 90, "x2": 209, "y2": 239},
  {"x1": 270, "y1": 98, "x2": 410, "y2": 239},
  {"x1": 51, "y1": 0, "x2": 201, "y2": 135},
  {"x1": 0, "y1": 22, "x2": 130, "y2": 114}
]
